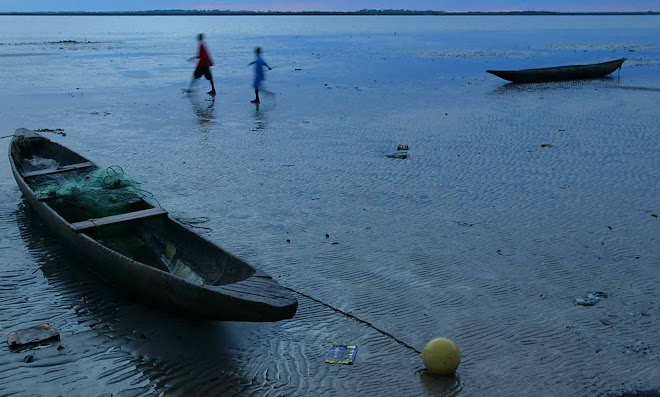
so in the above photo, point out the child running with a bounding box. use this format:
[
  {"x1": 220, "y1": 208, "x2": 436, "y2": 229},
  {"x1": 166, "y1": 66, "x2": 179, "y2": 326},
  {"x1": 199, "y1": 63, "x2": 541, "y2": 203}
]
[
  {"x1": 248, "y1": 47, "x2": 272, "y2": 104},
  {"x1": 187, "y1": 33, "x2": 216, "y2": 96}
]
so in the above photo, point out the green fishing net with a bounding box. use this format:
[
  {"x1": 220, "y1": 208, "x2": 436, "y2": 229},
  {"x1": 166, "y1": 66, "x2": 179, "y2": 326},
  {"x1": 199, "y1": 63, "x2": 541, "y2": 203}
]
[{"x1": 31, "y1": 166, "x2": 156, "y2": 222}]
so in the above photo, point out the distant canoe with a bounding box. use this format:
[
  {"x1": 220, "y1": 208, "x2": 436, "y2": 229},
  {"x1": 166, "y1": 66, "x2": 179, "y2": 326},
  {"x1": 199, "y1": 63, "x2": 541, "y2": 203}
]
[{"x1": 487, "y1": 58, "x2": 626, "y2": 83}]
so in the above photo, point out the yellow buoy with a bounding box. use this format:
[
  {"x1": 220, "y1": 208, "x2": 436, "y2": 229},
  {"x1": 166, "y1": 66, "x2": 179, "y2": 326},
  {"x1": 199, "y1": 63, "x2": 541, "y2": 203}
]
[{"x1": 421, "y1": 337, "x2": 461, "y2": 376}]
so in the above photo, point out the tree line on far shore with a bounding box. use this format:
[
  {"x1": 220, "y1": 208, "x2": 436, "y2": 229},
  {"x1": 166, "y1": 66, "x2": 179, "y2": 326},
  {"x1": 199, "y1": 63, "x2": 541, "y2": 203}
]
[{"x1": 1, "y1": 9, "x2": 658, "y2": 16}]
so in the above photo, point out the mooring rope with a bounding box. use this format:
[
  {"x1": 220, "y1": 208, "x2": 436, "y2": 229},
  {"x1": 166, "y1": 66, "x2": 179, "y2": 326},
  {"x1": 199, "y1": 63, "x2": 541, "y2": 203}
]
[
  {"x1": 173, "y1": 216, "x2": 212, "y2": 232},
  {"x1": 283, "y1": 286, "x2": 423, "y2": 355}
]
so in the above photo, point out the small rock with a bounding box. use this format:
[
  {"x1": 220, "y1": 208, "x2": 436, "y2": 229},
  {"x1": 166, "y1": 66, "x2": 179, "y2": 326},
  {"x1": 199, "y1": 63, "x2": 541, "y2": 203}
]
[
  {"x1": 651, "y1": 213, "x2": 658, "y2": 218},
  {"x1": 397, "y1": 144, "x2": 409, "y2": 151},
  {"x1": 286, "y1": 239, "x2": 291, "y2": 243},
  {"x1": 540, "y1": 143, "x2": 554, "y2": 148},
  {"x1": 325, "y1": 234, "x2": 330, "y2": 238},
  {"x1": 331, "y1": 242, "x2": 339, "y2": 245},
  {"x1": 576, "y1": 292, "x2": 607, "y2": 306},
  {"x1": 629, "y1": 341, "x2": 649, "y2": 353},
  {"x1": 7, "y1": 323, "x2": 60, "y2": 348}
]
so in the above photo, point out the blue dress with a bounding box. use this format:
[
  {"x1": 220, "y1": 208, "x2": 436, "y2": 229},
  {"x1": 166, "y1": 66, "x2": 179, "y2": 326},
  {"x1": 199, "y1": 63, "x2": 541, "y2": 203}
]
[{"x1": 253, "y1": 56, "x2": 266, "y2": 89}]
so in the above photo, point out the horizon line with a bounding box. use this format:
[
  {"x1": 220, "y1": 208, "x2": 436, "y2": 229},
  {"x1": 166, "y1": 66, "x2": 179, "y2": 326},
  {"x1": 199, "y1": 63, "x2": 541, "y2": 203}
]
[{"x1": 1, "y1": 9, "x2": 659, "y2": 15}]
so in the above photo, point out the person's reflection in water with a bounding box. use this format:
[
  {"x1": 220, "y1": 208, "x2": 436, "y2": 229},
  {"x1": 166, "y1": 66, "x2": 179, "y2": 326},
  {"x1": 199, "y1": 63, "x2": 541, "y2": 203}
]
[
  {"x1": 252, "y1": 105, "x2": 266, "y2": 132},
  {"x1": 188, "y1": 95, "x2": 216, "y2": 134}
]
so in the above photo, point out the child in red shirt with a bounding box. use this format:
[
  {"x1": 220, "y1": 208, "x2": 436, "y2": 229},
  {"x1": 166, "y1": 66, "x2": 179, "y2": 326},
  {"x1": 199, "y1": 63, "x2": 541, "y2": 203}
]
[{"x1": 187, "y1": 34, "x2": 216, "y2": 96}]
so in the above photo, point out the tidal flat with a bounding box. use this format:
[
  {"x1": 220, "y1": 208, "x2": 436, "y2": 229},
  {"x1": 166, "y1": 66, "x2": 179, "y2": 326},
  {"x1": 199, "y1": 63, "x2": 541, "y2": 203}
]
[{"x1": 0, "y1": 15, "x2": 659, "y2": 396}]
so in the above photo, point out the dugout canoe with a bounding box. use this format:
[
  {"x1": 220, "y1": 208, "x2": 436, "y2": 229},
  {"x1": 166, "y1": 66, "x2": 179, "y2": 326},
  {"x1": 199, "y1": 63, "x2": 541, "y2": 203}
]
[
  {"x1": 487, "y1": 58, "x2": 626, "y2": 83},
  {"x1": 8, "y1": 129, "x2": 297, "y2": 322}
]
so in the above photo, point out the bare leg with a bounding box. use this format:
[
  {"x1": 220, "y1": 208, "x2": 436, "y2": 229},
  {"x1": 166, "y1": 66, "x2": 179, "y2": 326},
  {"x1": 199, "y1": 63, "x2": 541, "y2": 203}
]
[
  {"x1": 251, "y1": 89, "x2": 260, "y2": 104},
  {"x1": 207, "y1": 79, "x2": 216, "y2": 96}
]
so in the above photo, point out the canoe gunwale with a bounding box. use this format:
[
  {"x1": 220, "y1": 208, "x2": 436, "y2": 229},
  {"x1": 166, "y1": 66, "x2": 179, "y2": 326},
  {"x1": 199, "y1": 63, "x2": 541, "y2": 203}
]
[{"x1": 8, "y1": 129, "x2": 297, "y2": 321}]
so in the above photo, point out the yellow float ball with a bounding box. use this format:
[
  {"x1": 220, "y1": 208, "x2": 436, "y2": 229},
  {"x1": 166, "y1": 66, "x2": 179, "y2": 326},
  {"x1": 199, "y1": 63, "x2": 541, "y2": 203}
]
[{"x1": 421, "y1": 337, "x2": 461, "y2": 376}]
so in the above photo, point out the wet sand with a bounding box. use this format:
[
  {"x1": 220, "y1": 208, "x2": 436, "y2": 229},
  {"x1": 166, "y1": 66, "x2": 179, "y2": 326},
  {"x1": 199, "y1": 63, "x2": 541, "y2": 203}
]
[{"x1": 1, "y1": 15, "x2": 659, "y2": 396}]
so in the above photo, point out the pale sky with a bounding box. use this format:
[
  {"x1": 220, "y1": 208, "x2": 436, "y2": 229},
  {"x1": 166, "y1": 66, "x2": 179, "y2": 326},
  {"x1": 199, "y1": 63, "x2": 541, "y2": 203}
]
[{"x1": 0, "y1": 0, "x2": 658, "y2": 12}]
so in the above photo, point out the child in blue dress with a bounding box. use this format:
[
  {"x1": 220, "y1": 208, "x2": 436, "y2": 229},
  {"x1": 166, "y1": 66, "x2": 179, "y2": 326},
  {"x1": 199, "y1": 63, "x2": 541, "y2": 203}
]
[{"x1": 248, "y1": 47, "x2": 272, "y2": 104}]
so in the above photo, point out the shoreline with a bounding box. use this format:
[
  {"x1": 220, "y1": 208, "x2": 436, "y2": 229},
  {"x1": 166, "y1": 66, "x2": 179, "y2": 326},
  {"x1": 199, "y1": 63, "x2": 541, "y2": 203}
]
[{"x1": 1, "y1": 11, "x2": 659, "y2": 17}]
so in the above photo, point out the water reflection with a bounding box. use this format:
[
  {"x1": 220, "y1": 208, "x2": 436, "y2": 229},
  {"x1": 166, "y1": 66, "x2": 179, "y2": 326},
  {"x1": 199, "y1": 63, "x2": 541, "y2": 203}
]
[
  {"x1": 252, "y1": 105, "x2": 267, "y2": 132},
  {"x1": 188, "y1": 94, "x2": 216, "y2": 133},
  {"x1": 11, "y1": 205, "x2": 257, "y2": 395},
  {"x1": 490, "y1": 76, "x2": 616, "y2": 95},
  {"x1": 418, "y1": 371, "x2": 462, "y2": 396}
]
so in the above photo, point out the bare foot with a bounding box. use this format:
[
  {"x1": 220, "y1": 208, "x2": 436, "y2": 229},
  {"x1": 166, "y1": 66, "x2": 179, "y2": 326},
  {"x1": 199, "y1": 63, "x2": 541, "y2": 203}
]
[
  {"x1": 207, "y1": 90, "x2": 216, "y2": 96},
  {"x1": 251, "y1": 99, "x2": 260, "y2": 104}
]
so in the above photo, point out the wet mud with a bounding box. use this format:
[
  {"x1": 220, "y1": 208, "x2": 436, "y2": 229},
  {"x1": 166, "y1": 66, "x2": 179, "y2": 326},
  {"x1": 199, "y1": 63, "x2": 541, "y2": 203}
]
[{"x1": 1, "y1": 15, "x2": 659, "y2": 397}]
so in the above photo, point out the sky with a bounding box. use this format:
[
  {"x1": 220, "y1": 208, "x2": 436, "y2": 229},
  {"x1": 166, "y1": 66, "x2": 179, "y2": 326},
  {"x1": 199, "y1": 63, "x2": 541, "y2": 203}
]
[{"x1": 0, "y1": 0, "x2": 658, "y2": 12}]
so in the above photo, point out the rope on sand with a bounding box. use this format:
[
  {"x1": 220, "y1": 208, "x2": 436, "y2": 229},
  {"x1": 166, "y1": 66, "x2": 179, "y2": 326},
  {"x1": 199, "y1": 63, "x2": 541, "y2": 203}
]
[
  {"x1": 283, "y1": 286, "x2": 423, "y2": 355},
  {"x1": 173, "y1": 216, "x2": 212, "y2": 232}
]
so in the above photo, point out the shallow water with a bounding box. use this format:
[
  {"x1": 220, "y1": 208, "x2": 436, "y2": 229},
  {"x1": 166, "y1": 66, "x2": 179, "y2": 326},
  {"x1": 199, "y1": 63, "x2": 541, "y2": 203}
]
[{"x1": 1, "y1": 15, "x2": 659, "y2": 396}]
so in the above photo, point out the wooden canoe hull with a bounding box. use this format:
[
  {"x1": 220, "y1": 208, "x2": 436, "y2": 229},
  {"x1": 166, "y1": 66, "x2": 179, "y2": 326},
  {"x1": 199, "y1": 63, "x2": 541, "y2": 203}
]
[
  {"x1": 9, "y1": 130, "x2": 297, "y2": 322},
  {"x1": 487, "y1": 58, "x2": 626, "y2": 83}
]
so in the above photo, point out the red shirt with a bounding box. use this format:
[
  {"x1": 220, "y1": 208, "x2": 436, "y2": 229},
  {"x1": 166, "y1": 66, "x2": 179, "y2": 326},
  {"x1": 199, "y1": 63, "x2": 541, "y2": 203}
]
[{"x1": 198, "y1": 42, "x2": 213, "y2": 67}]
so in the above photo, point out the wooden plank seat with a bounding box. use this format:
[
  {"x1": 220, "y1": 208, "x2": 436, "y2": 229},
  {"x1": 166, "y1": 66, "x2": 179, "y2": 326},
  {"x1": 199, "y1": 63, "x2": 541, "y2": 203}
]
[
  {"x1": 70, "y1": 208, "x2": 168, "y2": 232},
  {"x1": 23, "y1": 161, "x2": 95, "y2": 178}
]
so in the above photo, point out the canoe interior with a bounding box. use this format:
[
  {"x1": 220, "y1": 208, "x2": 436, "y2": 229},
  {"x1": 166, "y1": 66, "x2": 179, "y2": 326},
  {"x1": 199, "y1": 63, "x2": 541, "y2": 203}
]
[
  {"x1": 82, "y1": 216, "x2": 257, "y2": 287},
  {"x1": 12, "y1": 133, "x2": 258, "y2": 289},
  {"x1": 11, "y1": 135, "x2": 88, "y2": 174}
]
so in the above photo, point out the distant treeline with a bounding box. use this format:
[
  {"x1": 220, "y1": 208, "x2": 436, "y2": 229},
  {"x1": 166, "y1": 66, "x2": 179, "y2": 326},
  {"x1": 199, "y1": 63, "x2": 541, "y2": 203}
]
[{"x1": 1, "y1": 9, "x2": 659, "y2": 16}]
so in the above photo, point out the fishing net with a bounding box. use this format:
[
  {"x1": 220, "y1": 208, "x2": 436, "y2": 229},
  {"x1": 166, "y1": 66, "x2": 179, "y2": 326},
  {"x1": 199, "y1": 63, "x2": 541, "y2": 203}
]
[{"x1": 31, "y1": 166, "x2": 158, "y2": 222}]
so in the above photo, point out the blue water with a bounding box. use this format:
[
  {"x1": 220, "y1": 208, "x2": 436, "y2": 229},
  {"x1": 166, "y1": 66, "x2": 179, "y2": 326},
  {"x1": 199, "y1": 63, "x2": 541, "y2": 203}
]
[{"x1": 0, "y1": 15, "x2": 659, "y2": 397}]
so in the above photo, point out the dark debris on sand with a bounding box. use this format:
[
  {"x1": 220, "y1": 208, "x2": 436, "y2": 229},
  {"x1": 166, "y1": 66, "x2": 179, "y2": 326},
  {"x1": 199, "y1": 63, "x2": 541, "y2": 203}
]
[
  {"x1": 609, "y1": 391, "x2": 660, "y2": 397},
  {"x1": 386, "y1": 152, "x2": 408, "y2": 159},
  {"x1": 34, "y1": 128, "x2": 66, "y2": 136}
]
